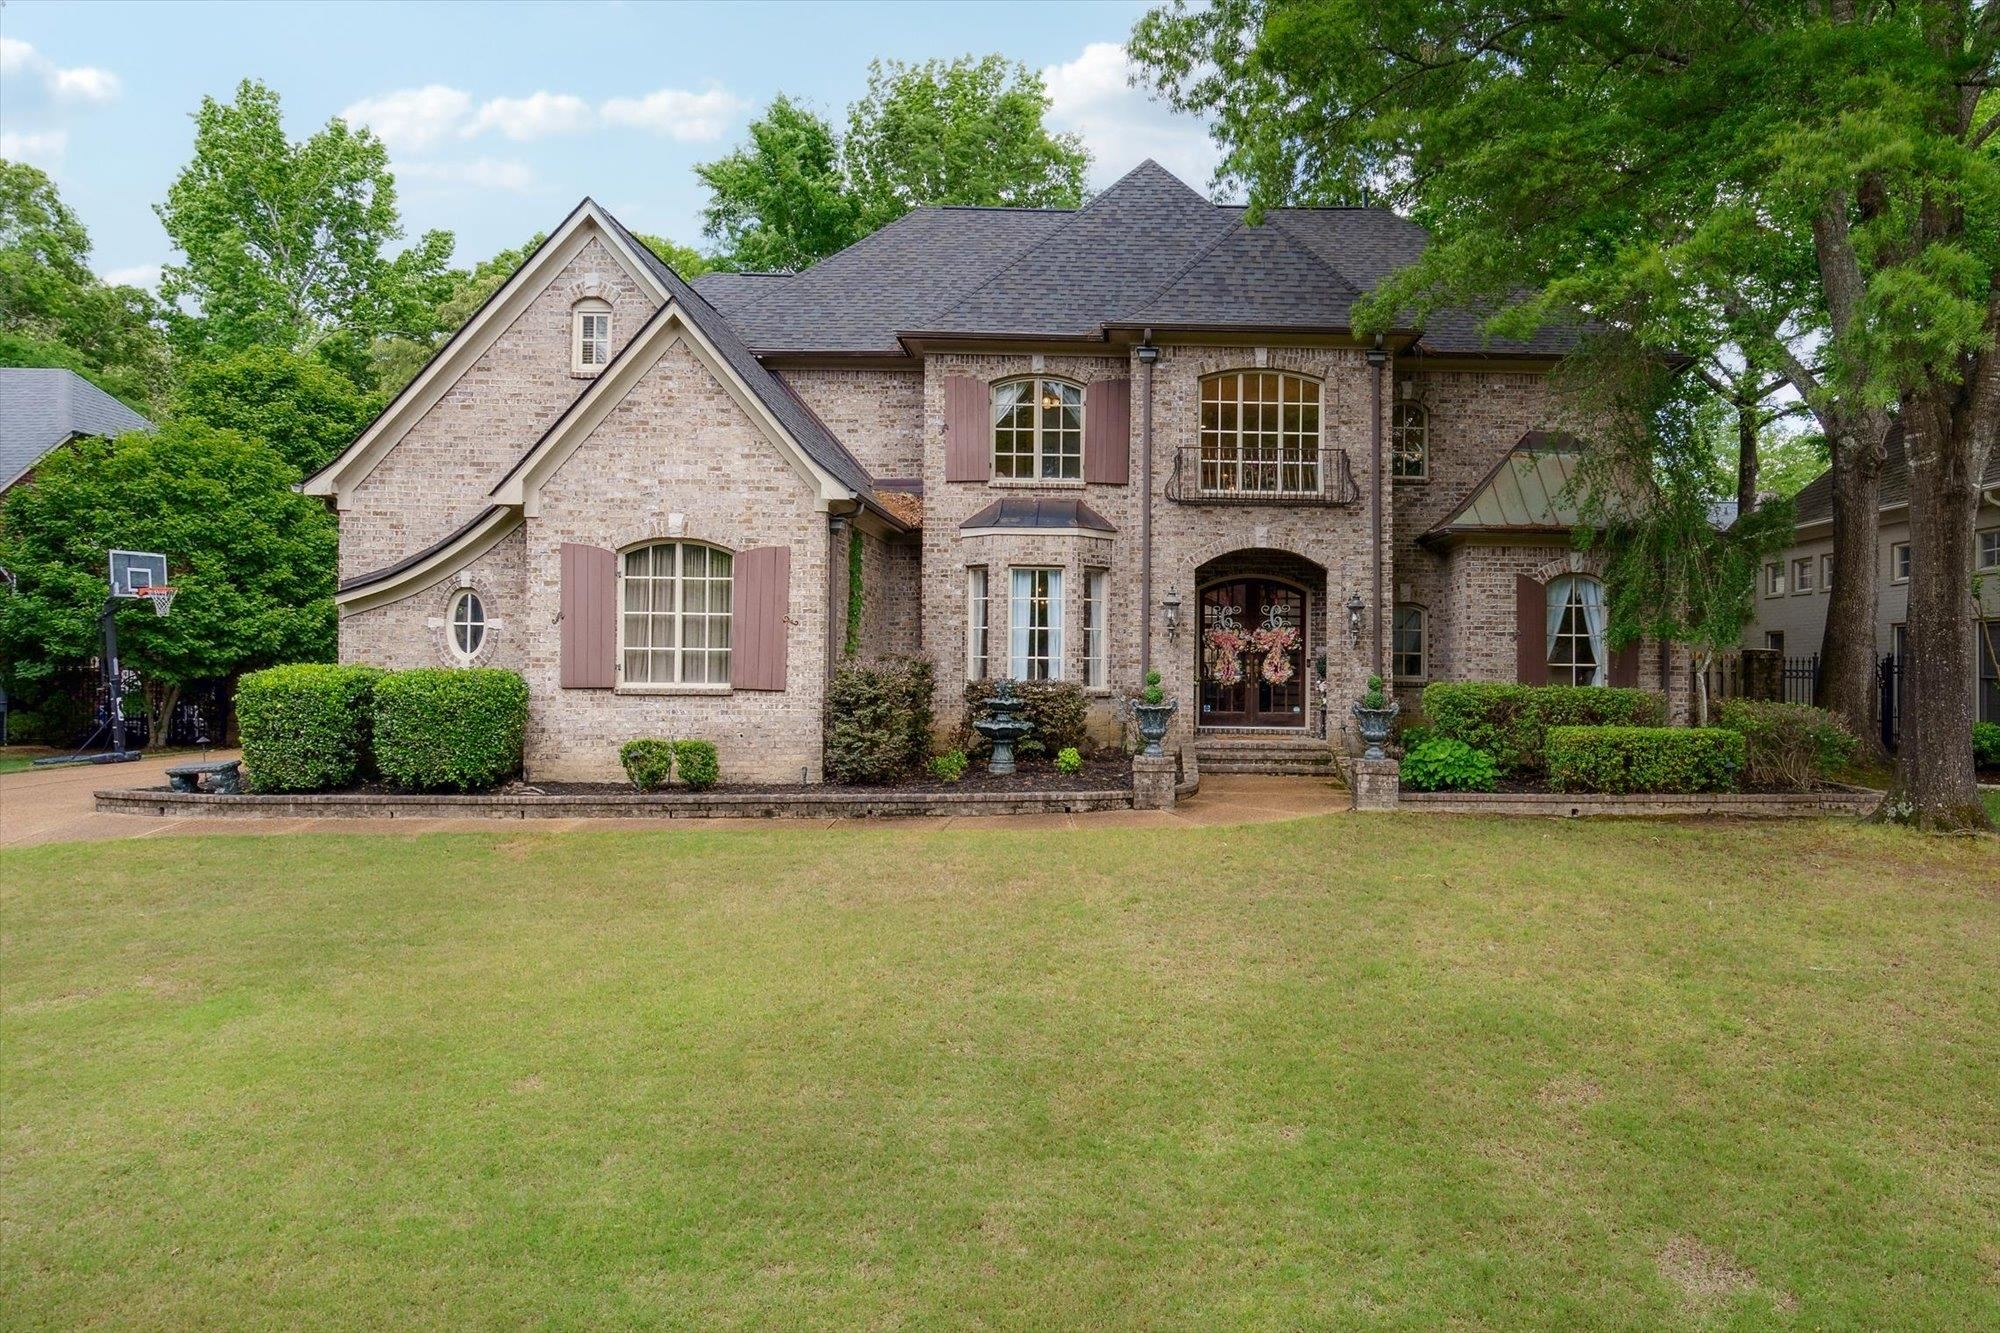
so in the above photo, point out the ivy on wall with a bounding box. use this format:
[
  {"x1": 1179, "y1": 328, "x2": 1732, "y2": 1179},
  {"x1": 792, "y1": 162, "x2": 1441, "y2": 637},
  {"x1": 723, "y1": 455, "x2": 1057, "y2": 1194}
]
[{"x1": 844, "y1": 527, "x2": 865, "y2": 658}]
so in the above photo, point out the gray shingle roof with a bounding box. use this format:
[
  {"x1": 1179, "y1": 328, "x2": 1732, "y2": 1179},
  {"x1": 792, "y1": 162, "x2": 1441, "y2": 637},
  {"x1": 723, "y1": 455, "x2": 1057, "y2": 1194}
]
[
  {"x1": 1789, "y1": 423, "x2": 2000, "y2": 527},
  {"x1": 690, "y1": 270, "x2": 793, "y2": 318},
  {"x1": 0, "y1": 368, "x2": 154, "y2": 491}
]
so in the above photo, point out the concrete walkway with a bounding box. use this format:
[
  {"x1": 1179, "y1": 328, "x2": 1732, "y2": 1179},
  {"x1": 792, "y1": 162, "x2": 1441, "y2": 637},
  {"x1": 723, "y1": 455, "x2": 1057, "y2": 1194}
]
[{"x1": 0, "y1": 752, "x2": 1348, "y2": 850}]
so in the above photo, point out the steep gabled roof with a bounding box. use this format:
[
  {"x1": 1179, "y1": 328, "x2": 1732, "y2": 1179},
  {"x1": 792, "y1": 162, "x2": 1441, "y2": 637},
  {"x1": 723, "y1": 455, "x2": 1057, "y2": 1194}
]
[{"x1": 0, "y1": 368, "x2": 154, "y2": 491}]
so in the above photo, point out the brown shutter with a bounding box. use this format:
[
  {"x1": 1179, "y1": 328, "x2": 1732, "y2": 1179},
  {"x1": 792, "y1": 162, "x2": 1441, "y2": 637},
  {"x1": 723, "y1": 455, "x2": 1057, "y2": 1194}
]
[
  {"x1": 732, "y1": 545, "x2": 790, "y2": 691},
  {"x1": 560, "y1": 542, "x2": 617, "y2": 688},
  {"x1": 1083, "y1": 377, "x2": 1132, "y2": 484},
  {"x1": 944, "y1": 375, "x2": 989, "y2": 483},
  {"x1": 1608, "y1": 641, "x2": 1640, "y2": 688},
  {"x1": 1515, "y1": 574, "x2": 1549, "y2": 685}
]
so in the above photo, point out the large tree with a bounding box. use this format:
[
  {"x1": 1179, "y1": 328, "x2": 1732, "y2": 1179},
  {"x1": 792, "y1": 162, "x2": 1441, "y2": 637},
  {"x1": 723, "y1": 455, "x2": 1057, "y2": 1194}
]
[
  {"x1": 695, "y1": 96, "x2": 863, "y2": 272},
  {"x1": 1133, "y1": 0, "x2": 1998, "y2": 830},
  {"x1": 0, "y1": 422, "x2": 337, "y2": 740},
  {"x1": 170, "y1": 347, "x2": 379, "y2": 479},
  {"x1": 156, "y1": 79, "x2": 455, "y2": 392},
  {"x1": 0, "y1": 161, "x2": 169, "y2": 411}
]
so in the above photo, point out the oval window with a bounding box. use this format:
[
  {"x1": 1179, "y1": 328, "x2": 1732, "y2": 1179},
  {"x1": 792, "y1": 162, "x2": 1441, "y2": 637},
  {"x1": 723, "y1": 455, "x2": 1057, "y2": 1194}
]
[{"x1": 449, "y1": 589, "x2": 486, "y2": 661}]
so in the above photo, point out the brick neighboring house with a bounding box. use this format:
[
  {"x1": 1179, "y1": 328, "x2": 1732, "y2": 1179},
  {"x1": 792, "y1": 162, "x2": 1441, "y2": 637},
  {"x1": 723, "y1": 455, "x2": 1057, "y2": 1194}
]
[
  {"x1": 306, "y1": 162, "x2": 1689, "y2": 783},
  {"x1": 1745, "y1": 433, "x2": 2000, "y2": 727}
]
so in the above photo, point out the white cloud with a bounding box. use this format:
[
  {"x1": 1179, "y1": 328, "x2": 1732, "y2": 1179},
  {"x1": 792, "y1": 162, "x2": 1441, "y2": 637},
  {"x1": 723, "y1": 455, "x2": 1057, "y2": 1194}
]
[
  {"x1": 101, "y1": 263, "x2": 162, "y2": 291},
  {"x1": 2, "y1": 37, "x2": 121, "y2": 102},
  {"x1": 1042, "y1": 42, "x2": 1223, "y2": 195},
  {"x1": 600, "y1": 88, "x2": 745, "y2": 142},
  {"x1": 398, "y1": 158, "x2": 536, "y2": 193},
  {"x1": 0, "y1": 130, "x2": 69, "y2": 167},
  {"x1": 470, "y1": 92, "x2": 595, "y2": 141},
  {"x1": 340, "y1": 85, "x2": 473, "y2": 152}
]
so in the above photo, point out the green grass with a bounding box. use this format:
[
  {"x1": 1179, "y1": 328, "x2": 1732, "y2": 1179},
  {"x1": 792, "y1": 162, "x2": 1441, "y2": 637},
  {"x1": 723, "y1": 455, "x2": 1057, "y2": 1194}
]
[{"x1": 4, "y1": 817, "x2": 1996, "y2": 1328}]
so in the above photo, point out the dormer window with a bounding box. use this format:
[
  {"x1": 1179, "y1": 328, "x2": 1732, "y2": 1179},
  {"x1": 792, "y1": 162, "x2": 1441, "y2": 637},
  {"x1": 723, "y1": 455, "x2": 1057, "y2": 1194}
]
[{"x1": 572, "y1": 299, "x2": 612, "y2": 374}]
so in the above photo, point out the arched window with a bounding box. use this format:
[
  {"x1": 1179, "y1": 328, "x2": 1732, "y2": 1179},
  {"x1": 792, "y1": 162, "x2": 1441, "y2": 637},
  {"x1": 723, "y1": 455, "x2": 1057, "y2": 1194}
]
[
  {"x1": 1392, "y1": 603, "x2": 1426, "y2": 681},
  {"x1": 572, "y1": 298, "x2": 612, "y2": 374},
  {"x1": 620, "y1": 543, "x2": 732, "y2": 685},
  {"x1": 992, "y1": 378, "x2": 1083, "y2": 480},
  {"x1": 448, "y1": 589, "x2": 486, "y2": 662},
  {"x1": 1546, "y1": 575, "x2": 1607, "y2": 686},
  {"x1": 1391, "y1": 401, "x2": 1428, "y2": 480},
  {"x1": 1199, "y1": 371, "x2": 1320, "y2": 496}
]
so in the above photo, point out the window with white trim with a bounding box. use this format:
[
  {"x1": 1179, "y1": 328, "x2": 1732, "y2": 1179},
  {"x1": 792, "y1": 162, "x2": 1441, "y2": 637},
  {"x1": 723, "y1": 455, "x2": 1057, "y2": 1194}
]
[
  {"x1": 1792, "y1": 555, "x2": 1814, "y2": 593},
  {"x1": 1391, "y1": 401, "x2": 1428, "y2": 480},
  {"x1": 992, "y1": 378, "x2": 1083, "y2": 480},
  {"x1": 1198, "y1": 370, "x2": 1321, "y2": 496},
  {"x1": 1009, "y1": 567, "x2": 1063, "y2": 680},
  {"x1": 1891, "y1": 541, "x2": 1910, "y2": 582},
  {"x1": 572, "y1": 299, "x2": 612, "y2": 374},
  {"x1": 448, "y1": 589, "x2": 485, "y2": 662},
  {"x1": 1083, "y1": 568, "x2": 1108, "y2": 688},
  {"x1": 967, "y1": 566, "x2": 989, "y2": 681},
  {"x1": 1820, "y1": 552, "x2": 1834, "y2": 592},
  {"x1": 1765, "y1": 562, "x2": 1787, "y2": 597},
  {"x1": 1977, "y1": 527, "x2": 1999, "y2": 571},
  {"x1": 620, "y1": 542, "x2": 732, "y2": 686},
  {"x1": 1392, "y1": 603, "x2": 1425, "y2": 680},
  {"x1": 1546, "y1": 575, "x2": 1607, "y2": 687}
]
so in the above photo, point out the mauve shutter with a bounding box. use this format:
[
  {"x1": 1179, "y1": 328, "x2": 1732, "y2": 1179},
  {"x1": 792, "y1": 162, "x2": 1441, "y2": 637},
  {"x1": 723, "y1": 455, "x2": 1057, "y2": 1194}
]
[
  {"x1": 732, "y1": 545, "x2": 790, "y2": 691},
  {"x1": 560, "y1": 542, "x2": 617, "y2": 689},
  {"x1": 1084, "y1": 378, "x2": 1132, "y2": 485},
  {"x1": 1515, "y1": 574, "x2": 1549, "y2": 685},
  {"x1": 944, "y1": 376, "x2": 989, "y2": 483},
  {"x1": 1608, "y1": 641, "x2": 1640, "y2": 688}
]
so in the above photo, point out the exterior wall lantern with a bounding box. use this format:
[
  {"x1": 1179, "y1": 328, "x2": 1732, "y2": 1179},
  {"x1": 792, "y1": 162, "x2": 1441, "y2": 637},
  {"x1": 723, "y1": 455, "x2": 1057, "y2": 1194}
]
[
  {"x1": 1161, "y1": 590, "x2": 1182, "y2": 638},
  {"x1": 1135, "y1": 342, "x2": 1161, "y2": 366},
  {"x1": 1345, "y1": 591, "x2": 1366, "y2": 648}
]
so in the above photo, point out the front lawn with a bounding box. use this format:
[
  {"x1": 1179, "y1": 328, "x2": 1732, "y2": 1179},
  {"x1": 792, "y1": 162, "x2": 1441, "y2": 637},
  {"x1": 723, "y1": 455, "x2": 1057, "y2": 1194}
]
[{"x1": 4, "y1": 817, "x2": 1995, "y2": 1328}]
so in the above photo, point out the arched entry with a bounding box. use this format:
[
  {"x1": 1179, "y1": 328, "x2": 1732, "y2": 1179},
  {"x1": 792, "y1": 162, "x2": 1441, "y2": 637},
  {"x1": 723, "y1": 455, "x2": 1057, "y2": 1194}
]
[{"x1": 1199, "y1": 576, "x2": 1310, "y2": 728}]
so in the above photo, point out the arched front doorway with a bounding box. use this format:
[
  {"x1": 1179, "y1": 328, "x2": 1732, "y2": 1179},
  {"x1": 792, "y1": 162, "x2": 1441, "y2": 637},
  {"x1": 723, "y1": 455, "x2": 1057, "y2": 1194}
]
[{"x1": 1198, "y1": 576, "x2": 1310, "y2": 728}]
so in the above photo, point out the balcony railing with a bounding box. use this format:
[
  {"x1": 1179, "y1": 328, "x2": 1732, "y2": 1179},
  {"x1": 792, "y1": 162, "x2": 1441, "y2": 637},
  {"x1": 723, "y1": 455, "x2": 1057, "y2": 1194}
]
[{"x1": 1164, "y1": 445, "x2": 1361, "y2": 506}]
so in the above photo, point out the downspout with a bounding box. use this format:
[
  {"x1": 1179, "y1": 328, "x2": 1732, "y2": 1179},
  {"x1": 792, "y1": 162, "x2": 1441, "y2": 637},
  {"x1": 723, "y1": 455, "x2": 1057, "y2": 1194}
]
[
  {"x1": 1137, "y1": 332, "x2": 1160, "y2": 678},
  {"x1": 1366, "y1": 339, "x2": 1388, "y2": 683}
]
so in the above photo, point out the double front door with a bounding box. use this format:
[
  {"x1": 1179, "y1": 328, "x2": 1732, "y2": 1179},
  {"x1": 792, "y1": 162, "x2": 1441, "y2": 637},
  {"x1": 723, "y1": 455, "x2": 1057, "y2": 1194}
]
[{"x1": 1199, "y1": 579, "x2": 1308, "y2": 728}]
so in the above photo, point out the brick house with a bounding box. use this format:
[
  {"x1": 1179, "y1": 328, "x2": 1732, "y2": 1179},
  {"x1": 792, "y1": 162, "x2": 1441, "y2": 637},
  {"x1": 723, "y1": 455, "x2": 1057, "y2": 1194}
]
[{"x1": 306, "y1": 162, "x2": 1687, "y2": 783}]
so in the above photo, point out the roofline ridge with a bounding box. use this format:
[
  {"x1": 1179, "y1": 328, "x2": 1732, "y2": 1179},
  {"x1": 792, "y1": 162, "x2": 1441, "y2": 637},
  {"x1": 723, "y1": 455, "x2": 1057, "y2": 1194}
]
[
  {"x1": 1113, "y1": 212, "x2": 1251, "y2": 323},
  {"x1": 1261, "y1": 211, "x2": 1367, "y2": 301}
]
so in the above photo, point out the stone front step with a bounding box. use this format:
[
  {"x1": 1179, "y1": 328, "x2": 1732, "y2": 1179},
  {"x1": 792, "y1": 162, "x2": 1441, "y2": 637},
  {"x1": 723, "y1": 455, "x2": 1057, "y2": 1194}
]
[{"x1": 1192, "y1": 734, "x2": 1341, "y2": 779}]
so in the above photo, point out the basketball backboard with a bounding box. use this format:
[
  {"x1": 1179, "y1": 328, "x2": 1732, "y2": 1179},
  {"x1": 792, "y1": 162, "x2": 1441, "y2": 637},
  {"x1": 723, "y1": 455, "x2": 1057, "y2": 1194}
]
[{"x1": 108, "y1": 549, "x2": 168, "y2": 597}]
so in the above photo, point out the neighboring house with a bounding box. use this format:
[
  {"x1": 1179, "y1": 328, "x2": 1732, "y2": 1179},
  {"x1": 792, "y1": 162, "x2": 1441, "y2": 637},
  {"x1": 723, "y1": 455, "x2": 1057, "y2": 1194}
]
[
  {"x1": 0, "y1": 367, "x2": 154, "y2": 495},
  {"x1": 1745, "y1": 433, "x2": 2000, "y2": 726},
  {"x1": 306, "y1": 161, "x2": 1689, "y2": 783}
]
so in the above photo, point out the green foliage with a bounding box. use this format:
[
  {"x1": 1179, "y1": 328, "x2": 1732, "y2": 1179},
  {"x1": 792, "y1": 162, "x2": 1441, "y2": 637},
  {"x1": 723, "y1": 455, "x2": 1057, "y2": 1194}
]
[
  {"x1": 3, "y1": 689, "x2": 90, "y2": 746},
  {"x1": 1360, "y1": 674, "x2": 1387, "y2": 709},
  {"x1": 697, "y1": 96, "x2": 861, "y2": 273},
  {"x1": 1714, "y1": 700, "x2": 1858, "y2": 790},
  {"x1": 930, "y1": 749, "x2": 968, "y2": 783},
  {"x1": 1141, "y1": 669, "x2": 1165, "y2": 706},
  {"x1": 1422, "y1": 683, "x2": 1664, "y2": 776},
  {"x1": 1054, "y1": 746, "x2": 1084, "y2": 775},
  {"x1": 370, "y1": 669, "x2": 527, "y2": 793},
  {"x1": 844, "y1": 527, "x2": 864, "y2": 658},
  {"x1": 1546, "y1": 727, "x2": 1744, "y2": 796},
  {"x1": 1973, "y1": 723, "x2": 2000, "y2": 770},
  {"x1": 157, "y1": 79, "x2": 455, "y2": 390},
  {"x1": 171, "y1": 347, "x2": 380, "y2": 479},
  {"x1": 236, "y1": 664, "x2": 382, "y2": 792},
  {"x1": 966, "y1": 679, "x2": 1089, "y2": 756},
  {"x1": 824, "y1": 657, "x2": 935, "y2": 784},
  {"x1": 1400, "y1": 738, "x2": 1499, "y2": 793},
  {"x1": 1395, "y1": 721, "x2": 1433, "y2": 751},
  {"x1": 634, "y1": 233, "x2": 713, "y2": 278},
  {"x1": 619, "y1": 739, "x2": 676, "y2": 793},
  {"x1": 672, "y1": 740, "x2": 720, "y2": 792}
]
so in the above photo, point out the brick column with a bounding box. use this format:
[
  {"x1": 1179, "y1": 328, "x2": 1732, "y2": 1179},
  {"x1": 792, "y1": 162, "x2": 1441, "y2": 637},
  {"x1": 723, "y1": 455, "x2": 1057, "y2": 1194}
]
[
  {"x1": 1132, "y1": 753, "x2": 1177, "y2": 809},
  {"x1": 1351, "y1": 756, "x2": 1400, "y2": 811}
]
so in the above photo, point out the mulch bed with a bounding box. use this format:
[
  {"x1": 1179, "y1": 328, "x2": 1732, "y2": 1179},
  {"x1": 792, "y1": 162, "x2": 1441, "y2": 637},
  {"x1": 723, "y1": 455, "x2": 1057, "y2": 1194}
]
[{"x1": 525, "y1": 755, "x2": 1133, "y2": 797}]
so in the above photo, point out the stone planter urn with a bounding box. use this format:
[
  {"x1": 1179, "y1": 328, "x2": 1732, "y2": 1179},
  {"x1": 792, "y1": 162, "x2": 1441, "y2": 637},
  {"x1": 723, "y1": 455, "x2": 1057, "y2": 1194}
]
[
  {"x1": 1130, "y1": 697, "x2": 1178, "y2": 758},
  {"x1": 1350, "y1": 700, "x2": 1401, "y2": 761}
]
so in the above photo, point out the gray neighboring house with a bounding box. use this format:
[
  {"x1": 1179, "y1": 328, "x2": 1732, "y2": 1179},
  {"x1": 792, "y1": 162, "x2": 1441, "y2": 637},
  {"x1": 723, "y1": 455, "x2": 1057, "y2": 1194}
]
[
  {"x1": 1744, "y1": 433, "x2": 2000, "y2": 726},
  {"x1": 0, "y1": 367, "x2": 155, "y2": 495}
]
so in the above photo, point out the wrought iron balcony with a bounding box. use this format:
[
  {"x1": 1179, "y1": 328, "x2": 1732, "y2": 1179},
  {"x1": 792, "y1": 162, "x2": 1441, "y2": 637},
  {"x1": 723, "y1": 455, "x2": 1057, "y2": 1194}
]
[{"x1": 1164, "y1": 445, "x2": 1361, "y2": 506}]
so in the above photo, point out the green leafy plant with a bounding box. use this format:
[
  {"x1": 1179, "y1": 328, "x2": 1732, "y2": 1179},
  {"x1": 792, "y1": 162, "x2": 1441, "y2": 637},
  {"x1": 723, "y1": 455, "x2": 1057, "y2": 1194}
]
[
  {"x1": 1055, "y1": 746, "x2": 1083, "y2": 775},
  {"x1": 1714, "y1": 700, "x2": 1858, "y2": 790},
  {"x1": 1545, "y1": 726, "x2": 1743, "y2": 795},
  {"x1": 1422, "y1": 683, "x2": 1664, "y2": 775},
  {"x1": 1360, "y1": 674, "x2": 1388, "y2": 709},
  {"x1": 1974, "y1": 722, "x2": 2000, "y2": 770},
  {"x1": 843, "y1": 527, "x2": 864, "y2": 658},
  {"x1": 964, "y1": 678, "x2": 1089, "y2": 756},
  {"x1": 1400, "y1": 738, "x2": 1500, "y2": 793},
  {"x1": 371, "y1": 668, "x2": 527, "y2": 793},
  {"x1": 672, "y1": 740, "x2": 720, "y2": 792},
  {"x1": 619, "y1": 739, "x2": 676, "y2": 793},
  {"x1": 235, "y1": 664, "x2": 383, "y2": 792},
  {"x1": 825, "y1": 657, "x2": 934, "y2": 784},
  {"x1": 1141, "y1": 669, "x2": 1165, "y2": 706},
  {"x1": 930, "y1": 749, "x2": 968, "y2": 783}
]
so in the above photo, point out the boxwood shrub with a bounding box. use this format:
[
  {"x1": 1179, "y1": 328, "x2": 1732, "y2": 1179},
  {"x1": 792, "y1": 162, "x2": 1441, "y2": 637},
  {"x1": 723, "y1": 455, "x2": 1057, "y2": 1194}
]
[
  {"x1": 1545, "y1": 725, "x2": 1744, "y2": 795},
  {"x1": 619, "y1": 739, "x2": 676, "y2": 792},
  {"x1": 372, "y1": 668, "x2": 527, "y2": 792},
  {"x1": 672, "y1": 739, "x2": 720, "y2": 791},
  {"x1": 1975, "y1": 721, "x2": 2000, "y2": 770},
  {"x1": 825, "y1": 657, "x2": 935, "y2": 784},
  {"x1": 1400, "y1": 737, "x2": 1500, "y2": 792},
  {"x1": 1714, "y1": 700, "x2": 1857, "y2": 789},
  {"x1": 962, "y1": 678, "x2": 1090, "y2": 757},
  {"x1": 235, "y1": 664, "x2": 384, "y2": 792},
  {"x1": 1422, "y1": 682, "x2": 1663, "y2": 775}
]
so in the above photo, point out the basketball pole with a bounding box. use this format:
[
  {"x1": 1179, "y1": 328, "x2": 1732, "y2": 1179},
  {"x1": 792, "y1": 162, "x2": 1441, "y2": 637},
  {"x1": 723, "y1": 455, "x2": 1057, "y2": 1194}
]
[{"x1": 100, "y1": 594, "x2": 131, "y2": 758}]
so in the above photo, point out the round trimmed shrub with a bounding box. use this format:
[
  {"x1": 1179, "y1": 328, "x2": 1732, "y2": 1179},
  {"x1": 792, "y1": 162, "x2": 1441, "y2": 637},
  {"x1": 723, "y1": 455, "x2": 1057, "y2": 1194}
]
[
  {"x1": 672, "y1": 739, "x2": 719, "y2": 791},
  {"x1": 620, "y1": 739, "x2": 675, "y2": 792},
  {"x1": 371, "y1": 668, "x2": 527, "y2": 792},
  {"x1": 1975, "y1": 721, "x2": 2000, "y2": 770},
  {"x1": 1055, "y1": 745, "x2": 1083, "y2": 775},
  {"x1": 1400, "y1": 737, "x2": 1499, "y2": 792},
  {"x1": 236, "y1": 664, "x2": 383, "y2": 792}
]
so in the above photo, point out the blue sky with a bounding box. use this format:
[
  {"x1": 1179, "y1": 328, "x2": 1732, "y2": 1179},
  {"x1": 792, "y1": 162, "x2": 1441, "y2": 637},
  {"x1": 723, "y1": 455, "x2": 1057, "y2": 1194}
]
[{"x1": 1, "y1": 0, "x2": 1224, "y2": 288}]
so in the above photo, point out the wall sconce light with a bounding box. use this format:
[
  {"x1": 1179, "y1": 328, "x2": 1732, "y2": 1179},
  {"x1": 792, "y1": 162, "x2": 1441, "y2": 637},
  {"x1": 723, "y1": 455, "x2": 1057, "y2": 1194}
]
[
  {"x1": 1161, "y1": 591, "x2": 1182, "y2": 638},
  {"x1": 1135, "y1": 342, "x2": 1160, "y2": 366},
  {"x1": 1345, "y1": 591, "x2": 1365, "y2": 647}
]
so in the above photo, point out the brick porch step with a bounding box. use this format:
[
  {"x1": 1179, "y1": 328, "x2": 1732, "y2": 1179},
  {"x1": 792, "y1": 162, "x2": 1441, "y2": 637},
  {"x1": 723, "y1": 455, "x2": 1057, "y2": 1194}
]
[{"x1": 1193, "y1": 734, "x2": 1341, "y2": 778}]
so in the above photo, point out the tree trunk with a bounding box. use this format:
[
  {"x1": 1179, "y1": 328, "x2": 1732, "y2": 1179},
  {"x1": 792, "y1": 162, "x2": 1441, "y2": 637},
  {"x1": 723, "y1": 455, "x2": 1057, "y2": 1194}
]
[
  {"x1": 1883, "y1": 391, "x2": 1995, "y2": 831},
  {"x1": 146, "y1": 681, "x2": 180, "y2": 750},
  {"x1": 1735, "y1": 389, "x2": 1760, "y2": 519},
  {"x1": 1816, "y1": 419, "x2": 1889, "y2": 756}
]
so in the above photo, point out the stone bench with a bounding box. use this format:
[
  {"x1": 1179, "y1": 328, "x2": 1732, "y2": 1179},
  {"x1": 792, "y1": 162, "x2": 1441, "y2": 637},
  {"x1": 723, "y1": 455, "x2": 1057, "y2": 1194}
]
[{"x1": 164, "y1": 759, "x2": 243, "y2": 795}]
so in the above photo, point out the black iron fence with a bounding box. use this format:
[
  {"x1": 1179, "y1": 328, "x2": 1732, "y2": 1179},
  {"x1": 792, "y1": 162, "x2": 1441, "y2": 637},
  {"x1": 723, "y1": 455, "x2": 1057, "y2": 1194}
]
[{"x1": 1698, "y1": 651, "x2": 1821, "y2": 707}]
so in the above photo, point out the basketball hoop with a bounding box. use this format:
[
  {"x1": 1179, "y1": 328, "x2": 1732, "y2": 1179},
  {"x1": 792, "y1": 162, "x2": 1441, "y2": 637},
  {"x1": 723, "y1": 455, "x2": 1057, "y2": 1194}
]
[{"x1": 132, "y1": 584, "x2": 176, "y2": 617}]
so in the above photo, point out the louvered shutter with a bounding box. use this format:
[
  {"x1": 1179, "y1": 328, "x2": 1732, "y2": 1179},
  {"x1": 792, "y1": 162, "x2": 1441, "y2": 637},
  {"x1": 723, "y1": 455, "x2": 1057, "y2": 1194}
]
[
  {"x1": 944, "y1": 376, "x2": 989, "y2": 483},
  {"x1": 731, "y1": 545, "x2": 790, "y2": 691},
  {"x1": 1516, "y1": 574, "x2": 1549, "y2": 685},
  {"x1": 1608, "y1": 641, "x2": 1640, "y2": 688},
  {"x1": 560, "y1": 542, "x2": 617, "y2": 688},
  {"x1": 1083, "y1": 378, "x2": 1132, "y2": 484}
]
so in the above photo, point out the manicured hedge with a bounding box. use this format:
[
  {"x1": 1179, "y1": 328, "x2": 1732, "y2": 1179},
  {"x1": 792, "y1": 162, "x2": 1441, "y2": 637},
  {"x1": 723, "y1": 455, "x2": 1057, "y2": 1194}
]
[
  {"x1": 235, "y1": 664, "x2": 384, "y2": 792},
  {"x1": 372, "y1": 668, "x2": 527, "y2": 792},
  {"x1": 620, "y1": 739, "x2": 675, "y2": 792},
  {"x1": 1422, "y1": 682, "x2": 1664, "y2": 775},
  {"x1": 1546, "y1": 726, "x2": 1744, "y2": 795},
  {"x1": 1714, "y1": 700, "x2": 1857, "y2": 789},
  {"x1": 825, "y1": 657, "x2": 935, "y2": 784}
]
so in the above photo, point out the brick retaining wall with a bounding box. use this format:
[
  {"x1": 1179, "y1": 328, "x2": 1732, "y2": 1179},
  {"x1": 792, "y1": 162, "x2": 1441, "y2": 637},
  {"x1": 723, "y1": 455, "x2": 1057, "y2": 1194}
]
[
  {"x1": 95, "y1": 786, "x2": 1135, "y2": 821},
  {"x1": 1398, "y1": 789, "x2": 1881, "y2": 818}
]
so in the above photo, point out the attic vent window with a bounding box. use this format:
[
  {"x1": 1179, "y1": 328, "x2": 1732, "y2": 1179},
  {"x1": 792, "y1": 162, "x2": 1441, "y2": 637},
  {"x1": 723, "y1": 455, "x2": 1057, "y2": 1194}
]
[{"x1": 572, "y1": 299, "x2": 612, "y2": 374}]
